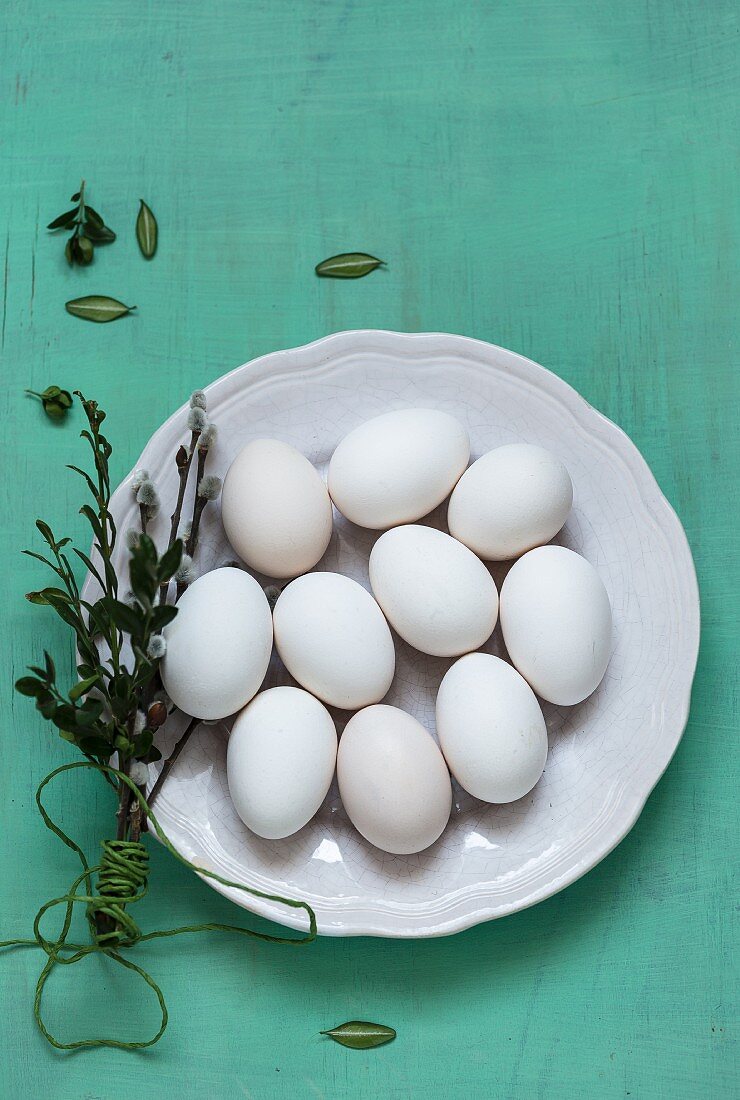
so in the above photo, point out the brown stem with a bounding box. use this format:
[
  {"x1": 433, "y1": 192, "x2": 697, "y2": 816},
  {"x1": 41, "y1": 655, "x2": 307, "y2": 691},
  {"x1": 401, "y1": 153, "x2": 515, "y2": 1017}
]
[
  {"x1": 115, "y1": 776, "x2": 132, "y2": 840},
  {"x1": 96, "y1": 757, "x2": 133, "y2": 938},
  {"x1": 158, "y1": 431, "x2": 200, "y2": 603},
  {"x1": 139, "y1": 502, "x2": 149, "y2": 534},
  {"x1": 185, "y1": 447, "x2": 208, "y2": 557},
  {"x1": 186, "y1": 497, "x2": 207, "y2": 559},
  {"x1": 129, "y1": 791, "x2": 143, "y2": 843},
  {"x1": 145, "y1": 716, "x2": 200, "y2": 813}
]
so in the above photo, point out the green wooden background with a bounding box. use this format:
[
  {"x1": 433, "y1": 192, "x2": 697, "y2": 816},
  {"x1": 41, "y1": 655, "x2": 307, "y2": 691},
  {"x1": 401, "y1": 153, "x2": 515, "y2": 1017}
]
[{"x1": 1, "y1": 2, "x2": 737, "y2": 1097}]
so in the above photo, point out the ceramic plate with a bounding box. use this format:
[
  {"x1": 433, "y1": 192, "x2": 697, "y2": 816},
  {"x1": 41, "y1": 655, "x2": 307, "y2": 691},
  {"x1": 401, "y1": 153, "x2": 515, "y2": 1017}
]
[{"x1": 89, "y1": 331, "x2": 699, "y2": 937}]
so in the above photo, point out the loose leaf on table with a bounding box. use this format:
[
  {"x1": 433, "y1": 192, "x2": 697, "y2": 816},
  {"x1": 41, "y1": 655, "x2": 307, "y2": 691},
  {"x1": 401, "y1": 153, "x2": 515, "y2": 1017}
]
[
  {"x1": 136, "y1": 200, "x2": 158, "y2": 258},
  {"x1": 321, "y1": 1021, "x2": 396, "y2": 1050},
  {"x1": 315, "y1": 252, "x2": 385, "y2": 279},
  {"x1": 65, "y1": 296, "x2": 136, "y2": 323},
  {"x1": 49, "y1": 181, "x2": 116, "y2": 266},
  {"x1": 25, "y1": 385, "x2": 73, "y2": 421}
]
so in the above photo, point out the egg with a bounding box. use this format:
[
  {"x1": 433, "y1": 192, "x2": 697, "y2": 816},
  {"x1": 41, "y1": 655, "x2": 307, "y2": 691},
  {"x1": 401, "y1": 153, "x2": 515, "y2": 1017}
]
[
  {"x1": 337, "y1": 705, "x2": 452, "y2": 854},
  {"x1": 448, "y1": 443, "x2": 573, "y2": 560},
  {"x1": 369, "y1": 525, "x2": 498, "y2": 657},
  {"x1": 328, "y1": 408, "x2": 470, "y2": 530},
  {"x1": 227, "y1": 687, "x2": 337, "y2": 840},
  {"x1": 436, "y1": 653, "x2": 548, "y2": 803},
  {"x1": 500, "y1": 545, "x2": 613, "y2": 705},
  {"x1": 161, "y1": 567, "x2": 272, "y2": 720},
  {"x1": 272, "y1": 572, "x2": 395, "y2": 709},
  {"x1": 221, "y1": 438, "x2": 333, "y2": 579}
]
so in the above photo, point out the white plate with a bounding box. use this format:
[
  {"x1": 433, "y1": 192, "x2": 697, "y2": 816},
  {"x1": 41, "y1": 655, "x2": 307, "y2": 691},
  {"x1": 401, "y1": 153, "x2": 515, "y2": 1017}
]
[{"x1": 91, "y1": 331, "x2": 699, "y2": 938}]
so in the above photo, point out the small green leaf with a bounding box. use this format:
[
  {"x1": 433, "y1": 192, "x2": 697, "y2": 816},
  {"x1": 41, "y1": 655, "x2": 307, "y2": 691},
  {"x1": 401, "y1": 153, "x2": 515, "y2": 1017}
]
[
  {"x1": 76, "y1": 697, "x2": 104, "y2": 725},
  {"x1": 321, "y1": 1021, "x2": 396, "y2": 1050},
  {"x1": 65, "y1": 296, "x2": 136, "y2": 323},
  {"x1": 35, "y1": 519, "x2": 57, "y2": 546},
  {"x1": 70, "y1": 191, "x2": 81, "y2": 202},
  {"x1": 133, "y1": 728, "x2": 154, "y2": 757},
  {"x1": 25, "y1": 586, "x2": 72, "y2": 606},
  {"x1": 84, "y1": 208, "x2": 116, "y2": 241},
  {"x1": 84, "y1": 220, "x2": 116, "y2": 243},
  {"x1": 105, "y1": 598, "x2": 143, "y2": 636},
  {"x1": 65, "y1": 237, "x2": 75, "y2": 266},
  {"x1": 157, "y1": 539, "x2": 183, "y2": 582},
  {"x1": 25, "y1": 590, "x2": 50, "y2": 605},
  {"x1": 78, "y1": 734, "x2": 113, "y2": 756},
  {"x1": 151, "y1": 603, "x2": 178, "y2": 631},
  {"x1": 84, "y1": 206, "x2": 105, "y2": 229},
  {"x1": 47, "y1": 209, "x2": 78, "y2": 230},
  {"x1": 136, "y1": 199, "x2": 158, "y2": 258},
  {"x1": 73, "y1": 235, "x2": 94, "y2": 265},
  {"x1": 15, "y1": 676, "x2": 45, "y2": 697},
  {"x1": 79, "y1": 503, "x2": 104, "y2": 541},
  {"x1": 37, "y1": 696, "x2": 57, "y2": 720},
  {"x1": 69, "y1": 674, "x2": 99, "y2": 701},
  {"x1": 315, "y1": 253, "x2": 385, "y2": 279},
  {"x1": 44, "y1": 650, "x2": 56, "y2": 681}
]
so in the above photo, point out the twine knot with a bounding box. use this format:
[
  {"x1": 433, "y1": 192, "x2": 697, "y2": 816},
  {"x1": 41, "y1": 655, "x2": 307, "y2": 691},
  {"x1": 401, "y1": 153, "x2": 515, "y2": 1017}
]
[{"x1": 88, "y1": 840, "x2": 150, "y2": 948}]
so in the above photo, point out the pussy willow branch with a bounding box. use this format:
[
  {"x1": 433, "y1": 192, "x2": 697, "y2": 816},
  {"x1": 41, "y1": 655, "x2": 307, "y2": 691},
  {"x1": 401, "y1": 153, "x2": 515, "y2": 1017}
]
[
  {"x1": 185, "y1": 444, "x2": 209, "y2": 558},
  {"x1": 146, "y1": 716, "x2": 200, "y2": 812},
  {"x1": 158, "y1": 430, "x2": 201, "y2": 604},
  {"x1": 142, "y1": 418, "x2": 216, "y2": 823},
  {"x1": 176, "y1": 440, "x2": 217, "y2": 600}
]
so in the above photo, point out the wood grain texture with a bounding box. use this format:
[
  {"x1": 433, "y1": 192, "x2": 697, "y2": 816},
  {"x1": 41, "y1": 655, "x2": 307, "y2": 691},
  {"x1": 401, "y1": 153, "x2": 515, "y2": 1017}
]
[{"x1": 1, "y1": 1, "x2": 737, "y2": 1096}]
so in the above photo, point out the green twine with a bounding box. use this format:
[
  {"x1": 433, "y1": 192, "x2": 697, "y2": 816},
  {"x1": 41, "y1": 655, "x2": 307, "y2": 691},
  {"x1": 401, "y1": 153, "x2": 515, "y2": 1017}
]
[{"x1": 0, "y1": 761, "x2": 317, "y2": 1051}]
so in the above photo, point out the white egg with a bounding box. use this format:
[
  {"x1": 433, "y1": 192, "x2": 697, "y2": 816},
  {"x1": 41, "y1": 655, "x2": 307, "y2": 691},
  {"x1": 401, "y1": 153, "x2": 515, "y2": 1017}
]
[
  {"x1": 448, "y1": 443, "x2": 573, "y2": 560},
  {"x1": 337, "y1": 705, "x2": 452, "y2": 854},
  {"x1": 272, "y1": 572, "x2": 395, "y2": 709},
  {"x1": 369, "y1": 525, "x2": 498, "y2": 657},
  {"x1": 221, "y1": 439, "x2": 333, "y2": 579},
  {"x1": 328, "y1": 408, "x2": 470, "y2": 530},
  {"x1": 500, "y1": 546, "x2": 613, "y2": 705},
  {"x1": 161, "y1": 567, "x2": 272, "y2": 720},
  {"x1": 227, "y1": 687, "x2": 337, "y2": 840},
  {"x1": 436, "y1": 653, "x2": 548, "y2": 803}
]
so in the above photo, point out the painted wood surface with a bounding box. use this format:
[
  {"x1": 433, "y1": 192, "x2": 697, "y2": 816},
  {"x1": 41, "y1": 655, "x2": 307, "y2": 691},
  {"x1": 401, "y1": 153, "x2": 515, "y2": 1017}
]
[{"x1": 1, "y1": 2, "x2": 737, "y2": 1096}]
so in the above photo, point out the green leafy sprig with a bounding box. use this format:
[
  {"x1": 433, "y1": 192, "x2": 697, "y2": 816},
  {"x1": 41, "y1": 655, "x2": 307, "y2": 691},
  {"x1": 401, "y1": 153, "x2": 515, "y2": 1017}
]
[
  {"x1": 4, "y1": 391, "x2": 317, "y2": 1052},
  {"x1": 25, "y1": 385, "x2": 73, "y2": 421},
  {"x1": 47, "y1": 181, "x2": 116, "y2": 267},
  {"x1": 16, "y1": 393, "x2": 182, "y2": 770}
]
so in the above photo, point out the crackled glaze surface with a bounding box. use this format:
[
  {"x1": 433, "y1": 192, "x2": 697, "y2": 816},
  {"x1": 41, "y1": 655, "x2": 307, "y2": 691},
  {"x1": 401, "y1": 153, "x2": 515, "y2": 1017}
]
[{"x1": 87, "y1": 332, "x2": 699, "y2": 937}]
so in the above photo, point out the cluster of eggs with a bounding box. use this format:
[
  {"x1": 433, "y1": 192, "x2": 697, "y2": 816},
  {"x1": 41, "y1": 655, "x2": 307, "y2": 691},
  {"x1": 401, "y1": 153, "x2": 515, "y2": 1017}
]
[{"x1": 161, "y1": 409, "x2": 613, "y2": 855}]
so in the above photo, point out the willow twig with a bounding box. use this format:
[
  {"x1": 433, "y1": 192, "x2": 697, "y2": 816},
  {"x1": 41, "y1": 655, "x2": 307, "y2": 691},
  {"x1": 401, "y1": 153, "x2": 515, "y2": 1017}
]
[
  {"x1": 185, "y1": 445, "x2": 208, "y2": 557},
  {"x1": 158, "y1": 434, "x2": 200, "y2": 603},
  {"x1": 145, "y1": 716, "x2": 200, "y2": 813}
]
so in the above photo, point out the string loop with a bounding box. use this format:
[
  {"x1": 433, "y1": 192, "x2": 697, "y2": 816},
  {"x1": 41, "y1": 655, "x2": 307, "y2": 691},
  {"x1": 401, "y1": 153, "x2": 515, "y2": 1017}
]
[{"x1": 0, "y1": 761, "x2": 317, "y2": 1051}]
